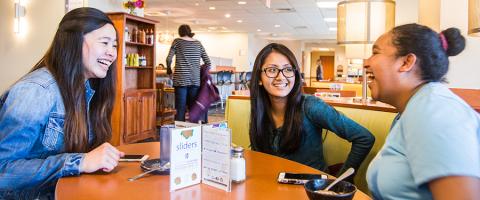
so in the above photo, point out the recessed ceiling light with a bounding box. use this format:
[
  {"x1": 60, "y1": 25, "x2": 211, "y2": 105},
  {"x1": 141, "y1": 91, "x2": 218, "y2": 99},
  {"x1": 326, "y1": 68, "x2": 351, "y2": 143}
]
[
  {"x1": 257, "y1": 29, "x2": 261, "y2": 32},
  {"x1": 329, "y1": 27, "x2": 337, "y2": 31},
  {"x1": 316, "y1": 48, "x2": 332, "y2": 51},
  {"x1": 237, "y1": 20, "x2": 243, "y2": 23},
  {"x1": 209, "y1": 6, "x2": 216, "y2": 10},
  {"x1": 317, "y1": 1, "x2": 338, "y2": 8},
  {"x1": 238, "y1": 1, "x2": 247, "y2": 5},
  {"x1": 324, "y1": 18, "x2": 337, "y2": 22},
  {"x1": 144, "y1": 12, "x2": 162, "y2": 16},
  {"x1": 195, "y1": 2, "x2": 199, "y2": 6},
  {"x1": 274, "y1": 24, "x2": 280, "y2": 28},
  {"x1": 225, "y1": 13, "x2": 231, "y2": 18}
]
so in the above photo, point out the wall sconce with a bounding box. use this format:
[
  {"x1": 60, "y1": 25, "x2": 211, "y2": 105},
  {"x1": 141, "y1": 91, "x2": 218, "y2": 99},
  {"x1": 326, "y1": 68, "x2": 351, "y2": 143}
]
[
  {"x1": 469, "y1": 0, "x2": 480, "y2": 36},
  {"x1": 14, "y1": 0, "x2": 26, "y2": 34},
  {"x1": 337, "y1": 0, "x2": 395, "y2": 59}
]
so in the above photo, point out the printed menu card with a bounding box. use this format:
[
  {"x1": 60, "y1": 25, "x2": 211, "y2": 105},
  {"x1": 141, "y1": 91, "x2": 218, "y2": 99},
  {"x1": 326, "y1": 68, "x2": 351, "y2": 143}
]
[
  {"x1": 169, "y1": 121, "x2": 232, "y2": 192},
  {"x1": 169, "y1": 122, "x2": 202, "y2": 191},
  {"x1": 201, "y1": 125, "x2": 232, "y2": 192}
]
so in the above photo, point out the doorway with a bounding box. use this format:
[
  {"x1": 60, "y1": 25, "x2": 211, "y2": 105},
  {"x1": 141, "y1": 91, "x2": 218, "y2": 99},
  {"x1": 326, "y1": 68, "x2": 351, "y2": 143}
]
[{"x1": 310, "y1": 52, "x2": 334, "y2": 85}]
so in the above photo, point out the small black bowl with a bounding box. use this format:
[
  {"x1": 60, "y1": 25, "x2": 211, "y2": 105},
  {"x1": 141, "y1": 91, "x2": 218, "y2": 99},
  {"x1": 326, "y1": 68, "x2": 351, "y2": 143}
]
[
  {"x1": 304, "y1": 179, "x2": 356, "y2": 200},
  {"x1": 140, "y1": 158, "x2": 170, "y2": 175}
]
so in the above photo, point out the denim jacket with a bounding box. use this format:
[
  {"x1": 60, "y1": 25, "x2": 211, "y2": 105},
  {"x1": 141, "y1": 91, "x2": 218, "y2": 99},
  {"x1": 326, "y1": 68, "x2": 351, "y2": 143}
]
[{"x1": 0, "y1": 68, "x2": 94, "y2": 199}]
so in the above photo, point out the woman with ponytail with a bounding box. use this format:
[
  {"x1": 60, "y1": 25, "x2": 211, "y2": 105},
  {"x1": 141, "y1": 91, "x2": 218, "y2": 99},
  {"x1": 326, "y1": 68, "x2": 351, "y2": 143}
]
[{"x1": 365, "y1": 23, "x2": 480, "y2": 199}]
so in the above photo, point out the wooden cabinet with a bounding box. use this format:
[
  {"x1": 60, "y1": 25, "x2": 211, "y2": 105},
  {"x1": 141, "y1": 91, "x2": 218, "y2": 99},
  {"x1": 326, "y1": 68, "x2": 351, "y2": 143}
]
[
  {"x1": 107, "y1": 13, "x2": 158, "y2": 145},
  {"x1": 123, "y1": 90, "x2": 156, "y2": 143}
]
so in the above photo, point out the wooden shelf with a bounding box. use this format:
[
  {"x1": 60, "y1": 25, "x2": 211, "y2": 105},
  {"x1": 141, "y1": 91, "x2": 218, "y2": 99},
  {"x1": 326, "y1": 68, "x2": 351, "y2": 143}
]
[
  {"x1": 126, "y1": 66, "x2": 154, "y2": 69},
  {"x1": 108, "y1": 12, "x2": 158, "y2": 146},
  {"x1": 126, "y1": 41, "x2": 154, "y2": 47}
]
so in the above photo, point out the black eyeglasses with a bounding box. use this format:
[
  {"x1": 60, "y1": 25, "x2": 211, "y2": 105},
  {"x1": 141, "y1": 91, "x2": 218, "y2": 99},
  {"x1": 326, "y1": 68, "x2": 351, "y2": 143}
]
[{"x1": 262, "y1": 65, "x2": 296, "y2": 78}]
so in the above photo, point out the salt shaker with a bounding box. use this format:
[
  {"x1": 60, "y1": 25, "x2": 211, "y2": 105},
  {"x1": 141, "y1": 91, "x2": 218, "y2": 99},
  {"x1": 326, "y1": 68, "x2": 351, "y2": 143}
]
[{"x1": 230, "y1": 146, "x2": 246, "y2": 182}]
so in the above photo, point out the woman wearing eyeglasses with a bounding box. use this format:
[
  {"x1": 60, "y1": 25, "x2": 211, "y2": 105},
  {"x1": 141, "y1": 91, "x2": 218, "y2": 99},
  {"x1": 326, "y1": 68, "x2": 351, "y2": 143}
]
[{"x1": 248, "y1": 43, "x2": 374, "y2": 178}]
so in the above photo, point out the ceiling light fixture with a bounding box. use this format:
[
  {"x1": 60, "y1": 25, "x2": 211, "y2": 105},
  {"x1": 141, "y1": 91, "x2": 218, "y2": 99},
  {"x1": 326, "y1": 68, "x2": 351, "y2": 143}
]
[
  {"x1": 316, "y1": 48, "x2": 332, "y2": 51},
  {"x1": 225, "y1": 13, "x2": 231, "y2": 18},
  {"x1": 469, "y1": 0, "x2": 480, "y2": 36},
  {"x1": 316, "y1": 1, "x2": 339, "y2": 8},
  {"x1": 265, "y1": 0, "x2": 271, "y2": 8},
  {"x1": 209, "y1": 6, "x2": 216, "y2": 10},
  {"x1": 236, "y1": 19, "x2": 243, "y2": 23},
  {"x1": 337, "y1": 0, "x2": 395, "y2": 59},
  {"x1": 257, "y1": 29, "x2": 262, "y2": 32},
  {"x1": 274, "y1": 24, "x2": 280, "y2": 28},
  {"x1": 238, "y1": 1, "x2": 247, "y2": 5},
  {"x1": 324, "y1": 18, "x2": 337, "y2": 22}
]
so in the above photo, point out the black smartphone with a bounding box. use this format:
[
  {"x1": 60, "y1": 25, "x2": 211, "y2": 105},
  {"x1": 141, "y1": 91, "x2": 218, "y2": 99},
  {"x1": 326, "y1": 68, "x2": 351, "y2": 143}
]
[
  {"x1": 277, "y1": 172, "x2": 327, "y2": 184},
  {"x1": 119, "y1": 154, "x2": 149, "y2": 162}
]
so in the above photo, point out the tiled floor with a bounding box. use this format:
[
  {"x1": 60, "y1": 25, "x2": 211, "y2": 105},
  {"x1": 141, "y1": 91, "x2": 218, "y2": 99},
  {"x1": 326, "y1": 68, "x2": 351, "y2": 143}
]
[{"x1": 207, "y1": 107, "x2": 226, "y2": 123}]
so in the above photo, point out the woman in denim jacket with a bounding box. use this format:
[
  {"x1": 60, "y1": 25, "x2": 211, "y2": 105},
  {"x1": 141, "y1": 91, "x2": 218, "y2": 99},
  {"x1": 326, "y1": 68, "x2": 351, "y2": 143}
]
[{"x1": 0, "y1": 8, "x2": 124, "y2": 199}]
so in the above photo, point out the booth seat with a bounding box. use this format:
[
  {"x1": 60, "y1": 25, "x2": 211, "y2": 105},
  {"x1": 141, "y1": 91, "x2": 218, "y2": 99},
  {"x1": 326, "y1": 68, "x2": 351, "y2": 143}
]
[{"x1": 225, "y1": 95, "x2": 397, "y2": 195}]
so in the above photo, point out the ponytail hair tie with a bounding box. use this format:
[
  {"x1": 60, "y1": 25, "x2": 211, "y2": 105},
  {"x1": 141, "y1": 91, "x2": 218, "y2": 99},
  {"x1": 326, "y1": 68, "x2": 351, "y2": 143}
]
[{"x1": 439, "y1": 33, "x2": 448, "y2": 51}]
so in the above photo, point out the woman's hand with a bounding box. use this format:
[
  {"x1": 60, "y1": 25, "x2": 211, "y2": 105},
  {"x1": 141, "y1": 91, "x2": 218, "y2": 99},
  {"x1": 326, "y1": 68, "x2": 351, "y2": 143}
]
[{"x1": 79, "y1": 142, "x2": 125, "y2": 173}]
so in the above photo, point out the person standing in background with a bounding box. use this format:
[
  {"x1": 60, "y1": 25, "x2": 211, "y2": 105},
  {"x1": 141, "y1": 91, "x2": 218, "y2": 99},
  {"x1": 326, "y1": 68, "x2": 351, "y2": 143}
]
[
  {"x1": 316, "y1": 57, "x2": 324, "y2": 81},
  {"x1": 166, "y1": 24, "x2": 211, "y2": 122},
  {"x1": 365, "y1": 23, "x2": 480, "y2": 199},
  {"x1": 0, "y1": 7, "x2": 124, "y2": 199}
]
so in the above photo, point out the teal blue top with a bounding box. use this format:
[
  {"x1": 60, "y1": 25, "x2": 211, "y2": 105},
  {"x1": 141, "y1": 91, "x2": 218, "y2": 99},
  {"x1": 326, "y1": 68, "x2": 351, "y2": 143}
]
[
  {"x1": 366, "y1": 82, "x2": 480, "y2": 200},
  {"x1": 265, "y1": 95, "x2": 374, "y2": 175}
]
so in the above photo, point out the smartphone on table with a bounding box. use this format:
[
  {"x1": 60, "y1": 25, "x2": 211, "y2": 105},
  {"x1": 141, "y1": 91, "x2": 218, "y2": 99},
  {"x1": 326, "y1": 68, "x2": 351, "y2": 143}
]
[
  {"x1": 119, "y1": 154, "x2": 149, "y2": 162},
  {"x1": 277, "y1": 172, "x2": 328, "y2": 185}
]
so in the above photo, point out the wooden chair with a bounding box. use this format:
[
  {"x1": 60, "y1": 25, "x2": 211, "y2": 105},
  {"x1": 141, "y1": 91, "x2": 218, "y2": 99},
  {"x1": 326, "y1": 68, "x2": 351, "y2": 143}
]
[{"x1": 156, "y1": 83, "x2": 176, "y2": 126}]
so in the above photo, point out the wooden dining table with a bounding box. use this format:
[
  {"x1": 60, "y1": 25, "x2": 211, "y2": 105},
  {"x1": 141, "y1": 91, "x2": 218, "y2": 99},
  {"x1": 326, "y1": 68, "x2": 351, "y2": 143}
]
[{"x1": 56, "y1": 142, "x2": 371, "y2": 200}]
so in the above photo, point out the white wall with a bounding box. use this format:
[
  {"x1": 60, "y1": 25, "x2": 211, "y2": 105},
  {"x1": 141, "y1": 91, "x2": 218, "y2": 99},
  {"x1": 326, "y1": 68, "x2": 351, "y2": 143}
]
[
  {"x1": 248, "y1": 33, "x2": 270, "y2": 70},
  {"x1": 272, "y1": 40, "x2": 303, "y2": 71},
  {"x1": 193, "y1": 32, "x2": 250, "y2": 71},
  {"x1": 440, "y1": 0, "x2": 480, "y2": 89},
  {"x1": 395, "y1": 0, "x2": 480, "y2": 89},
  {"x1": 395, "y1": 0, "x2": 419, "y2": 26},
  {"x1": 0, "y1": 0, "x2": 126, "y2": 93},
  {"x1": 156, "y1": 43, "x2": 170, "y2": 67},
  {"x1": 0, "y1": 0, "x2": 65, "y2": 93}
]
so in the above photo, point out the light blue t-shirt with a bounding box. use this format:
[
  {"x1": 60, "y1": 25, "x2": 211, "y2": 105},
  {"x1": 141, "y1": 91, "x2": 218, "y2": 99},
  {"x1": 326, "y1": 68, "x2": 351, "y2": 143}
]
[{"x1": 366, "y1": 82, "x2": 480, "y2": 200}]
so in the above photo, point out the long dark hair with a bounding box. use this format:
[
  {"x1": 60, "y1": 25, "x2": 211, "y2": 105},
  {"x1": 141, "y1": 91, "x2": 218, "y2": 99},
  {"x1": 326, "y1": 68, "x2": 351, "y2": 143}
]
[
  {"x1": 31, "y1": 7, "x2": 117, "y2": 153},
  {"x1": 249, "y1": 43, "x2": 303, "y2": 154},
  {"x1": 391, "y1": 23, "x2": 465, "y2": 82}
]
